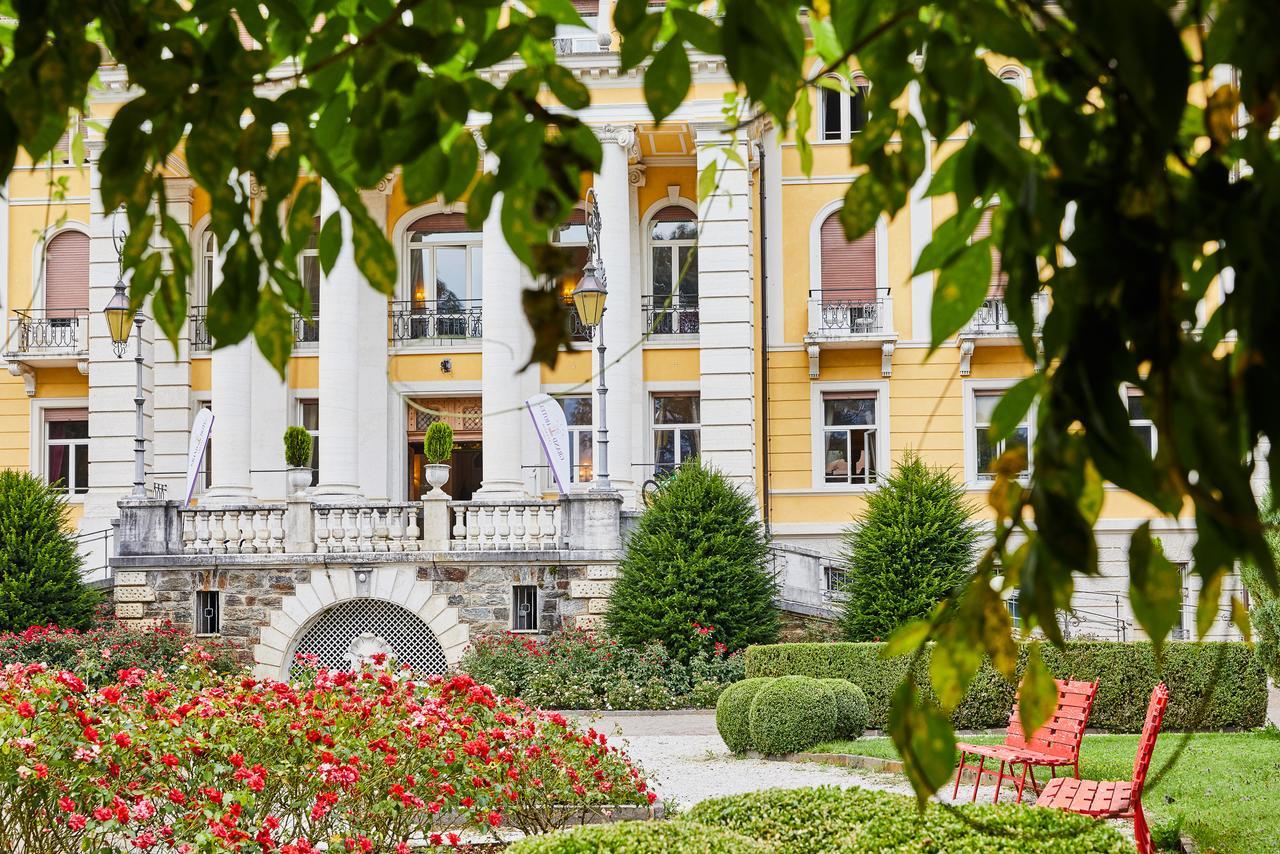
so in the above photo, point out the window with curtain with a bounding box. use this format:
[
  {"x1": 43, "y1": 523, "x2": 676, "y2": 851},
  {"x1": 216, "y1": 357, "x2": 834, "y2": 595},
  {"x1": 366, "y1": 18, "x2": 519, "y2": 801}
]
[
  {"x1": 44, "y1": 230, "x2": 89, "y2": 321},
  {"x1": 821, "y1": 391, "x2": 878, "y2": 485},
  {"x1": 648, "y1": 206, "x2": 698, "y2": 334},
  {"x1": 652, "y1": 394, "x2": 700, "y2": 476},
  {"x1": 406, "y1": 213, "x2": 483, "y2": 337},
  {"x1": 559, "y1": 395, "x2": 594, "y2": 484},
  {"x1": 45, "y1": 408, "x2": 89, "y2": 495},
  {"x1": 973, "y1": 388, "x2": 1031, "y2": 481}
]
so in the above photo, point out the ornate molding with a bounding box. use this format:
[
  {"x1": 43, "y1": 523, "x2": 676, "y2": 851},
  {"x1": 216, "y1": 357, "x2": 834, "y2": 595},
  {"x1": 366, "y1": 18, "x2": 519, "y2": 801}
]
[
  {"x1": 598, "y1": 123, "x2": 640, "y2": 161},
  {"x1": 881, "y1": 341, "x2": 895, "y2": 378},
  {"x1": 958, "y1": 339, "x2": 975, "y2": 377},
  {"x1": 807, "y1": 344, "x2": 821, "y2": 380},
  {"x1": 627, "y1": 163, "x2": 647, "y2": 187},
  {"x1": 7, "y1": 363, "x2": 36, "y2": 397}
]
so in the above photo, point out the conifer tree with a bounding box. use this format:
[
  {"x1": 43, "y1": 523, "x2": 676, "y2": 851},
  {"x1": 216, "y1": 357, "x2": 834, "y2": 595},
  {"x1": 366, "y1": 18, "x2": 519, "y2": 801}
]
[
  {"x1": 0, "y1": 470, "x2": 100, "y2": 631},
  {"x1": 605, "y1": 461, "x2": 779, "y2": 663},
  {"x1": 839, "y1": 453, "x2": 980, "y2": 641}
]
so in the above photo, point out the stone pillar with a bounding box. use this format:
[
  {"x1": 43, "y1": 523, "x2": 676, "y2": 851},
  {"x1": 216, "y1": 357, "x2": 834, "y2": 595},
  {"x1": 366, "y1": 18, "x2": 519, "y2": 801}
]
[
  {"x1": 476, "y1": 170, "x2": 531, "y2": 497},
  {"x1": 594, "y1": 125, "x2": 640, "y2": 500},
  {"x1": 153, "y1": 176, "x2": 195, "y2": 498},
  {"x1": 84, "y1": 141, "x2": 157, "y2": 527},
  {"x1": 313, "y1": 182, "x2": 361, "y2": 500},
  {"x1": 563, "y1": 492, "x2": 622, "y2": 551},
  {"x1": 356, "y1": 182, "x2": 393, "y2": 500},
  {"x1": 248, "y1": 345, "x2": 288, "y2": 499},
  {"x1": 694, "y1": 127, "x2": 758, "y2": 494},
  {"x1": 907, "y1": 81, "x2": 935, "y2": 342},
  {"x1": 205, "y1": 336, "x2": 255, "y2": 503}
]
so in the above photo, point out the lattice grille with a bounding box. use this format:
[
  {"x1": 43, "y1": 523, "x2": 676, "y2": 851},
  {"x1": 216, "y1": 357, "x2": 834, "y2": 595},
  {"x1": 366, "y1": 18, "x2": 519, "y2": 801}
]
[{"x1": 288, "y1": 598, "x2": 448, "y2": 678}]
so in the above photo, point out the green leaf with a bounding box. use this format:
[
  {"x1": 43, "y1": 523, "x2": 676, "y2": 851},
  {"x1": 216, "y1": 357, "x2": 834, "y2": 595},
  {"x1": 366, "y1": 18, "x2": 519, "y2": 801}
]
[
  {"x1": 644, "y1": 41, "x2": 691, "y2": 125},
  {"x1": 930, "y1": 620, "x2": 983, "y2": 712},
  {"x1": 442, "y1": 132, "x2": 479, "y2": 202},
  {"x1": 881, "y1": 620, "x2": 930, "y2": 659},
  {"x1": 1078, "y1": 461, "x2": 1105, "y2": 527},
  {"x1": 671, "y1": 8, "x2": 721, "y2": 55},
  {"x1": 521, "y1": 287, "x2": 573, "y2": 370},
  {"x1": 620, "y1": 14, "x2": 662, "y2": 72},
  {"x1": 913, "y1": 206, "x2": 983, "y2": 276},
  {"x1": 1018, "y1": 642, "x2": 1057, "y2": 742},
  {"x1": 546, "y1": 65, "x2": 590, "y2": 110},
  {"x1": 793, "y1": 87, "x2": 813, "y2": 176},
  {"x1": 930, "y1": 241, "x2": 992, "y2": 347},
  {"x1": 470, "y1": 24, "x2": 526, "y2": 70},
  {"x1": 253, "y1": 289, "x2": 294, "y2": 377},
  {"x1": 1128, "y1": 523, "x2": 1182, "y2": 662},
  {"x1": 989, "y1": 375, "x2": 1042, "y2": 442},
  {"x1": 697, "y1": 159, "x2": 718, "y2": 202},
  {"x1": 317, "y1": 213, "x2": 342, "y2": 278},
  {"x1": 403, "y1": 146, "x2": 449, "y2": 204},
  {"x1": 613, "y1": 0, "x2": 649, "y2": 34},
  {"x1": 348, "y1": 206, "x2": 397, "y2": 297},
  {"x1": 1197, "y1": 570, "x2": 1224, "y2": 639},
  {"x1": 287, "y1": 183, "x2": 321, "y2": 251},
  {"x1": 887, "y1": 678, "x2": 955, "y2": 807},
  {"x1": 524, "y1": 0, "x2": 586, "y2": 27}
]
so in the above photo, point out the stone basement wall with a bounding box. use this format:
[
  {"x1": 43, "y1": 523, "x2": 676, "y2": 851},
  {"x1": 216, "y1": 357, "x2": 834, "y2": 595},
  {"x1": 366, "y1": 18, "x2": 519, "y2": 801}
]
[{"x1": 111, "y1": 553, "x2": 620, "y2": 661}]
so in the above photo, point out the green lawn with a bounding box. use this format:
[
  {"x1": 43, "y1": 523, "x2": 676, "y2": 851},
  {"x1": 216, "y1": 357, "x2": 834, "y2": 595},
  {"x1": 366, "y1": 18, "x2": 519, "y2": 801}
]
[{"x1": 809, "y1": 729, "x2": 1280, "y2": 854}]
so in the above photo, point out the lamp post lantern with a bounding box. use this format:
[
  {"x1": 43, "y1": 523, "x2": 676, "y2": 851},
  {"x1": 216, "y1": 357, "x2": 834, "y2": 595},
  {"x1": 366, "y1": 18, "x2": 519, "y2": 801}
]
[
  {"x1": 104, "y1": 222, "x2": 148, "y2": 498},
  {"x1": 571, "y1": 188, "x2": 611, "y2": 492}
]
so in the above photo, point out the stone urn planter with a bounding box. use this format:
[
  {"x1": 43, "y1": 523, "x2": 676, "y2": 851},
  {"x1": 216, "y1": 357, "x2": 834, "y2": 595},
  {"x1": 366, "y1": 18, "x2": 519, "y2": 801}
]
[
  {"x1": 424, "y1": 463, "x2": 451, "y2": 494},
  {"x1": 286, "y1": 466, "x2": 313, "y2": 497},
  {"x1": 423, "y1": 420, "x2": 454, "y2": 496}
]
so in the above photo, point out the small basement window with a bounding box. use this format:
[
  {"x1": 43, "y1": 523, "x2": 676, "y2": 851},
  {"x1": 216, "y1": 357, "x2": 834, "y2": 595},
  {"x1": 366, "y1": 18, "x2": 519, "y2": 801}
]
[
  {"x1": 512, "y1": 585, "x2": 539, "y2": 632},
  {"x1": 196, "y1": 590, "x2": 221, "y2": 636}
]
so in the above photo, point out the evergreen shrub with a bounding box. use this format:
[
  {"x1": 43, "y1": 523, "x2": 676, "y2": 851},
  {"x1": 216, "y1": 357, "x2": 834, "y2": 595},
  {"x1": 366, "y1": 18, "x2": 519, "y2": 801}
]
[
  {"x1": 747, "y1": 675, "x2": 837, "y2": 755},
  {"x1": 819, "y1": 678, "x2": 869, "y2": 740},
  {"x1": 282, "y1": 426, "x2": 312, "y2": 468},
  {"x1": 714, "y1": 677, "x2": 773, "y2": 753},
  {"x1": 424, "y1": 421, "x2": 454, "y2": 463}
]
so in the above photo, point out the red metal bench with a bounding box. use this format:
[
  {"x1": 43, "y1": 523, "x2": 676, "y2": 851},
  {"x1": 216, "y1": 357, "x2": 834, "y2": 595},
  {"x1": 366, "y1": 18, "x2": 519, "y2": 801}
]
[
  {"x1": 953, "y1": 677, "x2": 1099, "y2": 804},
  {"x1": 1036, "y1": 682, "x2": 1169, "y2": 854}
]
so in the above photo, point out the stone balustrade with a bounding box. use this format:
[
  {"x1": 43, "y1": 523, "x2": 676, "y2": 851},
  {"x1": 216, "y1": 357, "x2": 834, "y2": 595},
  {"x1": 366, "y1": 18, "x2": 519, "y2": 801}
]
[
  {"x1": 312, "y1": 503, "x2": 422, "y2": 553},
  {"x1": 181, "y1": 504, "x2": 288, "y2": 554},
  {"x1": 448, "y1": 499, "x2": 562, "y2": 550}
]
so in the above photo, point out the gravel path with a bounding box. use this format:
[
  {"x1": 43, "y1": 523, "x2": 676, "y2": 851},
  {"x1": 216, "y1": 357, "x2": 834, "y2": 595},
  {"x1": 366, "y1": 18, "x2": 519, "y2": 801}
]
[{"x1": 566, "y1": 710, "x2": 914, "y2": 810}]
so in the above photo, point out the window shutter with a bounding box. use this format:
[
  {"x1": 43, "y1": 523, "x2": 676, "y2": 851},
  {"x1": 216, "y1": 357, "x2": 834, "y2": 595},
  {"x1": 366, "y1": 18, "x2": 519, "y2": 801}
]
[
  {"x1": 408, "y1": 213, "x2": 474, "y2": 234},
  {"x1": 820, "y1": 212, "x2": 877, "y2": 302},
  {"x1": 650, "y1": 205, "x2": 694, "y2": 222},
  {"x1": 44, "y1": 231, "x2": 89, "y2": 318},
  {"x1": 571, "y1": 0, "x2": 599, "y2": 11},
  {"x1": 44, "y1": 407, "x2": 89, "y2": 423},
  {"x1": 973, "y1": 208, "x2": 1008, "y2": 297}
]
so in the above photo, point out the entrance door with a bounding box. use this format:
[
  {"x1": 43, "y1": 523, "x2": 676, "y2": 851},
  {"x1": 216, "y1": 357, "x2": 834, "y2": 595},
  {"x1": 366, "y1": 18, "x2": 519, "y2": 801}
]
[
  {"x1": 407, "y1": 441, "x2": 482, "y2": 501},
  {"x1": 405, "y1": 396, "x2": 484, "y2": 502}
]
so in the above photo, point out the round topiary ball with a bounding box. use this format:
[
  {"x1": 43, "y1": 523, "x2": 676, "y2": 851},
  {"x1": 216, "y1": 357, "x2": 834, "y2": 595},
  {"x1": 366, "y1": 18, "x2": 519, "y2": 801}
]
[
  {"x1": 748, "y1": 675, "x2": 838, "y2": 755},
  {"x1": 715, "y1": 677, "x2": 774, "y2": 753},
  {"x1": 819, "y1": 678, "x2": 870, "y2": 740}
]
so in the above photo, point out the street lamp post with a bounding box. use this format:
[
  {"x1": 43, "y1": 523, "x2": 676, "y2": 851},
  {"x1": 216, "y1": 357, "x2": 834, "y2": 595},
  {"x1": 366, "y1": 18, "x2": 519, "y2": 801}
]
[
  {"x1": 571, "y1": 188, "x2": 611, "y2": 492},
  {"x1": 104, "y1": 278, "x2": 147, "y2": 498}
]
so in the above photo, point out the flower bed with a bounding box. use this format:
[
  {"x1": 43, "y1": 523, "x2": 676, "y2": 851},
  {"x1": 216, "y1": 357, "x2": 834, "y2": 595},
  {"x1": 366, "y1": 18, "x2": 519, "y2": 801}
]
[
  {"x1": 0, "y1": 621, "x2": 241, "y2": 687},
  {"x1": 0, "y1": 654, "x2": 654, "y2": 851},
  {"x1": 461, "y1": 627, "x2": 743, "y2": 710}
]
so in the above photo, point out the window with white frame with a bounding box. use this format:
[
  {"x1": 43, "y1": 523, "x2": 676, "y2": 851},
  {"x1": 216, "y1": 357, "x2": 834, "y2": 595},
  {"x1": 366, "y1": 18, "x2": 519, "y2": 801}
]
[
  {"x1": 512, "y1": 585, "x2": 539, "y2": 631},
  {"x1": 554, "y1": 1, "x2": 601, "y2": 53},
  {"x1": 821, "y1": 392, "x2": 879, "y2": 485},
  {"x1": 297, "y1": 218, "x2": 320, "y2": 342},
  {"x1": 821, "y1": 75, "x2": 870, "y2": 141},
  {"x1": 298, "y1": 398, "x2": 319, "y2": 486},
  {"x1": 647, "y1": 206, "x2": 699, "y2": 334},
  {"x1": 195, "y1": 230, "x2": 215, "y2": 308},
  {"x1": 973, "y1": 388, "x2": 1031, "y2": 481},
  {"x1": 43, "y1": 229, "x2": 89, "y2": 321},
  {"x1": 652, "y1": 394, "x2": 700, "y2": 477},
  {"x1": 823, "y1": 565, "x2": 849, "y2": 598},
  {"x1": 406, "y1": 213, "x2": 483, "y2": 337},
  {"x1": 195, "y1": 590, "x2": 221, "y2": 636},
  {"x1": 44, "y1": 408, "x2": 89, "y2": 495},
  {"x1": 1127, "y1": 389, "x2": 1157, "y2": 457},
  {"x1": 559, "y1": 396, "x2": 594, "y2": 484}
]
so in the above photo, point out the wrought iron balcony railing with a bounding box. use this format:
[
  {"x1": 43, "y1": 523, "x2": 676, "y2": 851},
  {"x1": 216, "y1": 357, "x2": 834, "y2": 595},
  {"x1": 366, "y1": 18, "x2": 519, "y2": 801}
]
[
  {"x1": 4, "y1": 308, "x2": 89, "y2": 356},
  {"x1": 807, "y1": 292, "x2": 889, "y2": 336},
  {"x1": 966, "y1": 297, "x2": 1015, "y2": 334},
  {"x1": 293, "y1": 311, "x2": 320, "y2": 345},
  {"x1": 389, "y1": 300, "x2": 483, "y2": 345},
  {"x1": 642, "y1": 294, "x2": 700, "y2": 336},
  {"x1": 190, "y1": 305, "x2": 212, "y2": 353}
]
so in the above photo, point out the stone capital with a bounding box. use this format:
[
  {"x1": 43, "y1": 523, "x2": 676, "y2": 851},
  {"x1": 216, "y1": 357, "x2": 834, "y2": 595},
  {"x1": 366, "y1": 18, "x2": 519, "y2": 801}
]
[{"x1": 597, "y1": 123, "x2": 641, "y2": 161}]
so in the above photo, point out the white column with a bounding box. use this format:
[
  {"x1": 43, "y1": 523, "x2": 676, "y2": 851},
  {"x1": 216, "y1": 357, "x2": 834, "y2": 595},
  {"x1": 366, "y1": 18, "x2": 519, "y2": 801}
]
[
  {"x1": 152, "y1": 177, "x2": 194, "y2": 498},
  {"x1": 313, "y1": 182, "x2": 362, "y2": 500},
  {"x1": 907, "y1": 81, "x2": 935, "y2": 342},
  {"x1": 248, "y1": 345, "x2": 288, "y2": 500},
  {"x1": 695, "y1": 127, "x2": 757, "y2": 494},
  {"x1": 84, "y1": 142, "x2": 157, "y2": 527},
  {"x1": 595, "y1": 126, "x2": 639, "y2": 499},
  {"x1": 476, "y1": 170, "x2": 531, "y2": 497},
  {"x1": 356, "y1": 184, "x2": 392, "y2": 501},
  {"x1": 205, "y1": 339, "x2": 254, "y2": 503}
]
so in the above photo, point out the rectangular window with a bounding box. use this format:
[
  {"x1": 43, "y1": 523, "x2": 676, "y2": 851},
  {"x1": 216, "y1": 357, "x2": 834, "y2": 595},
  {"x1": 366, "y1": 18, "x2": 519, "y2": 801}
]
[
  {"x1": 195, "y1": 590, "x2": 221, "y2": 636},
  {"x1": 560, "y1": 396, "x2": 594, "y2": 483},
  {"x1": 823, "y1": 566, "x2": 849, "y2": 598},
  {"x1": 45, "y1": 408, "x2": 89, "y2": 495},
  {"x1": 299, "y1": 398, "x2": 319, "y2": 486},
  {"x1": 822, "y1": 392, "x2": 878, "y2": 485},
  {"x1": 1127, "y1": 390, "x2": 1157, "y2": 457},
  {"x1": 512, "y1": 585, "x2": 539, "y2": 632},
  {"x1": 652, "y1": 394, "x2": 701, "y2": 477},
  {"x1": 973, "y1": 389, "x2": 1030, "y2": 481}
]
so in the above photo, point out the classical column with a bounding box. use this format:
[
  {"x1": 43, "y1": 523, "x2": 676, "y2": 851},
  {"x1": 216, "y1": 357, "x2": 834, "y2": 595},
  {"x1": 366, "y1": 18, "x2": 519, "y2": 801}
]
[
  {"x1": 152, "y1": 176, "x2": 195, "y2": 498},
  {"x1": 356, "y1": 181, "x2": 393, "y2": 501},
  {"x1": 594, "y1": 125, "x2": 640, "y2": 499},
  {"x1": 475, "y1": 162, "x2": 531, "y2": 497},
  {"x1": 205, "y1": 340, "x2": 255, "y2": 504},
  {"x1": 694, "y1": 126, "x2": 758, "y2": 495},
  {"x1": 313, "y1": 182, "x2": 362, "y2": 500}
]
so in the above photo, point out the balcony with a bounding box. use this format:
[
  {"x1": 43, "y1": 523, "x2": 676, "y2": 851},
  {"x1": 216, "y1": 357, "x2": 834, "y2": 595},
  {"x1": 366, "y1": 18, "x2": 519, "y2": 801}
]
[
  {"x1": 293, "y1": 311, "x2": 320, "y2": 347},
  {"x1": 389, "y1": 299, "x2": 483, "y2": 346},
  {"x1": 957, "y1": 294, "x2": 1047, "y2": 375},
  {"x1": 4, "y1": 309, "x2": 89, "y2": 391},
  {"x1": 642, "y1": 294, "x2": 700, "y2": 337},
  {"x1": 803, "y1": 291, "x2": 897, "y2": 378},
  {"x1": 190, "y1": 305, "x2": 212, "y2": 353}
]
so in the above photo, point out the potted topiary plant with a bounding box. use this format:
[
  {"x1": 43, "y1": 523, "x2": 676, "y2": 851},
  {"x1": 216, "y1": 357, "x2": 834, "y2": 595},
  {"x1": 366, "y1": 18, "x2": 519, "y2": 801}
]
[
  {"x1": 423, "y1": 421, "x2": 454, "y2": 494},
  {"x1": 283, "y1": 426, "x2": 314, "y2": 497}
]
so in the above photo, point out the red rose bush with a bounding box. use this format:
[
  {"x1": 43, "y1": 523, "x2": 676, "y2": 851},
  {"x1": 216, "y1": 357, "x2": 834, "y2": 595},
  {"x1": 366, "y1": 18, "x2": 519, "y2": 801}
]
[{"x1": 0, "y1": 652, "x2": 654, "y2": 851}]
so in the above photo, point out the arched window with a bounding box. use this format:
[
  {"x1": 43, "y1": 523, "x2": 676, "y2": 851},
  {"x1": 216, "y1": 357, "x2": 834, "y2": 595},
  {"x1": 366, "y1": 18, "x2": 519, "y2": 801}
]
[
  {"x1": 43, "y1": 230, "x2": 89, "y2": 320},
  {"x1": 194, "y1": 230, "x2": 216, "y2": 308},
  {"x1": 821, "y1": 74, "x2": 870, "y2": 141},
  {"x1": 400, "y1": 213, "x2": 483, "y2": 341},
  {"x1": 999, "y1": 66, "x2": 1027, "y2": 96},
  {"x1": 647, "y1": 205, "x2": 699, "y2": 334}
]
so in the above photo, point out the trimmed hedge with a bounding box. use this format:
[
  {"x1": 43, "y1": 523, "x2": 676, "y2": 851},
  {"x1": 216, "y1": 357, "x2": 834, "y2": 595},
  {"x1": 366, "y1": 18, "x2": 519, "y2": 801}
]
[
  {"x1": 686, "y1": 786, "x2": 1129, "y2": 853},
  {"x1": 507, "y1": 820, "x2": 768, "y2": 853},
  {"x1": 715, "y1": 677, "x2": 773, "y2": 753},
  {"x1": 820, "y1": 678, "x2": 869, "y2": 740},
  {"x1": 744, "y1": 641, "x2": 1268, "y2": 732},
  {"x1": 747, "y1": 676, "x2": 837, "y2": 755}
]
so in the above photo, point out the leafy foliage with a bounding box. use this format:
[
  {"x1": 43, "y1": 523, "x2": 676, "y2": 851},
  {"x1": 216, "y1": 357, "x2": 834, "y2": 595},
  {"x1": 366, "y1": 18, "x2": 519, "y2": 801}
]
[
  {"x1": 838, "y1": 453, "x2": 980, "y2": 641},
  {"x1": 1240, "y1": 496, "x2": 1280, "y2": 682},
  {"x1": 744, "y1": 641, "x2": 1269, "y2": 733},
  {"x1": 282, "y1": 425, "x2": 312, "y2": 469},
  {"x1": 508, "y1": 820, "x2": 769, "y2": 854},
  {"x1": 0, "y1": 470, "x2": 99, "y2": 632},
  {"x1": 424, "y1": 421, "x2": 454, "y2": 464},
  {"x1": 714, "y1": 677, "x2": 774, "y2": 754},
  {"x1": 747, "y1": 676, "x2": 838, "y2": 756},
  {"x1": 684, "y1": 786, "x2": 1130, "y2": 853},
  {"x1": 605, "y1": 461, "x2": 779, "y2": 663},
  {"x1": 819, "y1": 678, "x2": 869, "y2": 740}
]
